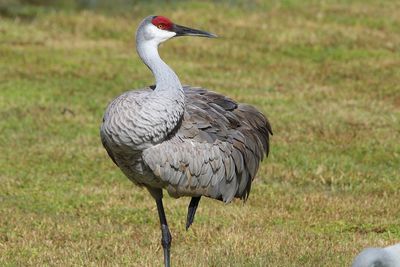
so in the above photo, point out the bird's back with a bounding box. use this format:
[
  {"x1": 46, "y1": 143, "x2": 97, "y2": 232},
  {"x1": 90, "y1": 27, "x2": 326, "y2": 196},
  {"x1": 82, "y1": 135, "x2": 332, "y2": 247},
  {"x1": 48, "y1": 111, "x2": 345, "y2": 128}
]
[
  {"x1": 352, "y1": 246, "x2": 400, "y2": 267},
  {"x1": 101, "y1": 85, "x2": 272, "y2": 201},
  {"x1": 142, "y1": 85, "x2": 272, "y2": 202}
]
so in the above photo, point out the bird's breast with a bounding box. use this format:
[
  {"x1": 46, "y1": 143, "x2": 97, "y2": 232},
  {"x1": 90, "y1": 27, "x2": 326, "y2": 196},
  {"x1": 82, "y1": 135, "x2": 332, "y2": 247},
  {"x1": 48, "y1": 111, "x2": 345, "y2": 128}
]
[{"x1": 101, "y1": 90, "x2": 184, "y2": 152}]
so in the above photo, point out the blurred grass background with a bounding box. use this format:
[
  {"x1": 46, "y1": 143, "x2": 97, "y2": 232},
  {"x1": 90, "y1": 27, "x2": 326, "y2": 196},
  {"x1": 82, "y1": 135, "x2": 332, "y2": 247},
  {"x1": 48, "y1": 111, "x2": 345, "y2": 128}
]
[{"x1": 0, "y1": 0, "x2": 399, "y2": 266}]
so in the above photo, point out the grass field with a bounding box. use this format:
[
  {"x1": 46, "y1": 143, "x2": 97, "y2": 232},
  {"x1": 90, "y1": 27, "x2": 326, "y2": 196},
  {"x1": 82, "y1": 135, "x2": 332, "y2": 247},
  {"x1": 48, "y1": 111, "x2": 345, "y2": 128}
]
[{"x1": 1, "y1": 0, "x2": 399, "y2": 266}]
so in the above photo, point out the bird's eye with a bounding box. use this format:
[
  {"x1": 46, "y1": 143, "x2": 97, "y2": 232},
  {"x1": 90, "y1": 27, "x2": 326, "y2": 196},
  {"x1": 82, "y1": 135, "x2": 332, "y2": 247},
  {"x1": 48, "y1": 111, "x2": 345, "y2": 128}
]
[{"x1": 158, "y1": 24, "x2": 164, "y2": 29}]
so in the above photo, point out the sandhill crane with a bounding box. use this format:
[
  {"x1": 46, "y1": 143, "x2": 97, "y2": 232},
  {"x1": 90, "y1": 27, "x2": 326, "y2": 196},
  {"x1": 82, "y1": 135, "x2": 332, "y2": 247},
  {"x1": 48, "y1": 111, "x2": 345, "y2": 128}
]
[
  {"x1": 352, "y1": 243, "x2": 400, "y2": 267},
  {"x1": 100, "y1": 15, "x2": 272, "y2": 267}
]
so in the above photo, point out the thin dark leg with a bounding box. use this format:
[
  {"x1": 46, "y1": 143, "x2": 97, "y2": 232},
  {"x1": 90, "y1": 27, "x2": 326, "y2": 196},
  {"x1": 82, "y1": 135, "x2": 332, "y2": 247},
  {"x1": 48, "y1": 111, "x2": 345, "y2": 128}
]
[
  {"x1": 186, "y1": 196, "x2": 201, "y2": 230},
  {"x1": 156, "y1": 198, "x2": 171, "y2": 267}
]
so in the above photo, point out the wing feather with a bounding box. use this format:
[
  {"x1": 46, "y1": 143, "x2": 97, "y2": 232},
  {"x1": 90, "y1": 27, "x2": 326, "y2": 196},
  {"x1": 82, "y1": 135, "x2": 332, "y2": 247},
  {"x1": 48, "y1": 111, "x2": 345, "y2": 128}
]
[{"x1": 142, "y1": 86, "x2": 272, "y2": 202}]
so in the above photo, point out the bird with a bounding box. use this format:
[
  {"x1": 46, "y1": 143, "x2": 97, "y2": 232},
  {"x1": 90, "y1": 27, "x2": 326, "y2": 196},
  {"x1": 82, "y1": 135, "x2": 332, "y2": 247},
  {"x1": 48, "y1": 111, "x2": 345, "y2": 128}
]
[
  {"x1": 352, "y1": 243, "x2": 400, "y2": 267},
  {"x1": 100, "y1": 15, "x2": 272, "y2": 267}
]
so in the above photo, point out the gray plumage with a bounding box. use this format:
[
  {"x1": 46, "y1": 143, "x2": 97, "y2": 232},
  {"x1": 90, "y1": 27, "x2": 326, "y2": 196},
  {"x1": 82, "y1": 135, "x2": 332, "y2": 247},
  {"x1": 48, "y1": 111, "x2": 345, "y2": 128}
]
[
  {"x1": 99, "y1": 15, "x2": 272, "y2": 267},
  {"x1": 352, "y1": 244, "x2": 400, "y2": 267},
  {"x1": 101, "y1": 85, "x2": 272, "y2": 202}
]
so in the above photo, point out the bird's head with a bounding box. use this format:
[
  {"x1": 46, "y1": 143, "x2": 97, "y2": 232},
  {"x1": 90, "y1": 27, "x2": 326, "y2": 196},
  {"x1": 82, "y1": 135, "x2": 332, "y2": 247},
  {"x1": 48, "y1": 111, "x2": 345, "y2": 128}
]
[{"x1": 136, "y1": 15, "x2": 217, "y2": 45}]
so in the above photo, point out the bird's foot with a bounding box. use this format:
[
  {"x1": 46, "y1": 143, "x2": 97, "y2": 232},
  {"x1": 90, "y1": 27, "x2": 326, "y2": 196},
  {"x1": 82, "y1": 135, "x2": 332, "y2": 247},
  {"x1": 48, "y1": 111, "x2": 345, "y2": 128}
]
[{"x1": 161, "y1": 224, "x2": 171, "y2": 267}]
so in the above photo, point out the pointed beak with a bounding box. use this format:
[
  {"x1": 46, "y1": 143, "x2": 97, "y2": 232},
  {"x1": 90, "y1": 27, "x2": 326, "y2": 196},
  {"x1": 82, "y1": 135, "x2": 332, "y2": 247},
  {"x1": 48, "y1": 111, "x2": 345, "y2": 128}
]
[{"x1": 172, "y1": 24, "x2": 217, "y2": 38}]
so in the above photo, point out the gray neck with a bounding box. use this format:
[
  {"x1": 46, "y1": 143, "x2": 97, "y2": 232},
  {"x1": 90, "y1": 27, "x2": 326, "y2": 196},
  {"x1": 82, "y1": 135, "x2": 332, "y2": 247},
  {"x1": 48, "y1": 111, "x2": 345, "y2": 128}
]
[
  {"x1": 136, "y1": 41, "x2": 183, "y2": 93},
  {"x1": 128, "y1": 38, "x2": 185, "y2": 147}
]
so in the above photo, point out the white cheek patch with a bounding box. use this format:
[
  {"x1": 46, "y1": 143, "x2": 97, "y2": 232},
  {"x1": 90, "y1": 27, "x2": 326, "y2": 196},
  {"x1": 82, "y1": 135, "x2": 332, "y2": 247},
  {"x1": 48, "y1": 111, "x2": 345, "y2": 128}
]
[{"x1": 144, "y1": 24, "x2": 176, "y2": 43}]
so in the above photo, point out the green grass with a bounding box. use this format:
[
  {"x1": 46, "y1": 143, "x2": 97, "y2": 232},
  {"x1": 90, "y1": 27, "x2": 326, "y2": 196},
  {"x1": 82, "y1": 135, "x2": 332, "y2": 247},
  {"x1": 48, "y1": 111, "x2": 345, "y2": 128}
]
[{"x1": 1, "y1": 0, "x2": 400, "y2": 266}]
